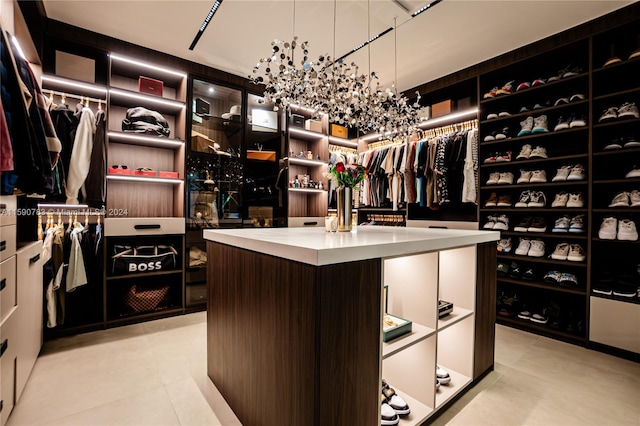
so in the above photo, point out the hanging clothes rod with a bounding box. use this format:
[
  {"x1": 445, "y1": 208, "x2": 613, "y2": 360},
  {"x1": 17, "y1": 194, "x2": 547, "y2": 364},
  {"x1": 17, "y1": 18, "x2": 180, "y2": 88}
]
[
  {"x1": 328, "y1": 143, "x2": 358, "y2": 154},
  {"x1": 48, "y1": 89, "x2": 106, "y2": 105},
  {"x1": 367, "y1": 136, "x2": 406, "y2": 151}
]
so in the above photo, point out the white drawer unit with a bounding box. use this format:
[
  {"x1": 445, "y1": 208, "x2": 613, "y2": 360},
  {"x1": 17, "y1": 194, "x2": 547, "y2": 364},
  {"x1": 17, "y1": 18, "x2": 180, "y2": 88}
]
[
  {"x1": 590, "y1": 297, "x2": 640, "y2": 355},
  {"x1": 0, "y1": 225, "x2": 16, "y2": 263},
  {"x1": 0, "y1": 196, "x2": 16, "y2": 227},
  {"x1": 0, "y1": 257, "x2": 16, "y2": 324},
  {"x1": 1, "y1": 308, "x2": 18, "y2": 426},
  {"x1": 104, "y1": 217, "x2": 185, "y2": 236}
]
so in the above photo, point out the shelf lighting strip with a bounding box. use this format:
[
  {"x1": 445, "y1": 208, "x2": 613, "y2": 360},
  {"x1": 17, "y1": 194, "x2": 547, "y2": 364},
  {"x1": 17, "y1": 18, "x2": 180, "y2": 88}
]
[
  {"x1": 41, "y1": 75, "x2": 108, "y2": 95},
  {"x1": 328, "y1": 136, "x2": 359, "y2": 148},
  {"x1": 289, "y1": 127, "x2": 326, "y2": 139},
  {"x1": 286, "y1": 157, "x2": 327, "y2": 166},
  {"x1": 110, "y1": 53, "x2": 187, "y2": 78},
  {"x1": 418, "y1": 108, "x2": 479, "y2": 129},
  {"x1": 107, "y1": 175, "x2": 182, "y2": 184},
  {"x1": 289, "y1": 188, "x2": 327, "y2": 193},
  {"x1": 110, "y1": 88, "x2": 186, "y2": 109},
  {"x1": 107, "y1": 131, "x2": 184, "y2": 147},
  {"x1": 38, "y1": 203, "x2": 89, "y2": 209}
]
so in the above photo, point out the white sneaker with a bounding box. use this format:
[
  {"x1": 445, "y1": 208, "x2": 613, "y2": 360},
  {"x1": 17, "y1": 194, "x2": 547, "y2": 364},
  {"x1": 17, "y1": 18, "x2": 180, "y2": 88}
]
[
  {"x1": 567, "y1": 244, "x2": 586, "y2": 262},
  {"x1": 618, "y1": 102, "x2": 640, "y2": 119},
  {"x1": 381, "y1": 402, "x2": 400, "y2": 425},
  {"x1": 552, "y1": 215, "x2": 570, "y2": 232},
  {"x1": 515, "y1": 238, "x2": 531, "y2": 256},
  {"x1": 630, "y1": 190, "x2": 640, "y2": 207},
  {"x1": 497, "y1": 172, "x2": 514, "y2": 185},
  {"x1": 516, "y1": 144, "x2": 532, "y2": 160},
  {"x1": 569, "y1": 215, "x2": 585, "y2": 233},
  {"x1": 517, "y1": 170, "x2": 532, "y2": 184},
  {"x1": 566, "y1": 192, "x2": 584, "y2": 208},
  {"x1": 436, "y1": 366, "x2": 451, "y2": 385},
  {"x1": 599, "y1": 107, "x2": 618, "y2": 122},
  {"x1": 598, "y1": 217, "x2": 618, "y2": 240},
  {"x1": 486, "y1": 172, "x2": 500, "y2": 185},
  {"x1": 552, "y1": 192, "x2": 569, "y2": 207},
  {"x1": 515, "y1": 190, "x2": 532, "y2": 207},
  {"x1": 493, "y1": 214, "x2": 509, "y2": 231},
  {"x1": 528, "y1": 240, "x2": 545, "y2": 257},
  {"x1": 529, "y1": 146, "x2": 548, "y2": 159},
  {"x1": 609, "y1": 191, "x2": 630, "y2": 207},
  {"x1": 625, "y1": 166, "x2": 640, "y2": 178},
  {"x1": 617, "y1": 219, "x2": 638, "y2": 241},
  {"x1": 550, "y1": 243, "x2": 569, "y2": 260},
  {"x1": 528, "y1": 191, "x2": 546, "y2": 207},
  {"x1": 517, "y1": 117, "x2": 534, "y2": 137},
  {"x1": 483, "y1": 215, "x2": 497, "y2": 229},
  {"x1": 532, "y1": 115, "x2": 549, "y2": 134},
  {"x1": 552, "y1": 165, "x2": 572, "y2": 182},
  {"x1": 567, "y1": 164, "x2": 586, "y2": 181},
  {"x1": 529, "y1": 170, "x2": 547, "y2": 183}
]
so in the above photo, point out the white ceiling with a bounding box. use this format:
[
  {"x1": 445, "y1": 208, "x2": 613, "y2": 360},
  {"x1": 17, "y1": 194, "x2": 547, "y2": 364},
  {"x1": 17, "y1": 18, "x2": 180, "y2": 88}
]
[{"x1": 41, "y1": 0, "x2": 634, "y2": 93}]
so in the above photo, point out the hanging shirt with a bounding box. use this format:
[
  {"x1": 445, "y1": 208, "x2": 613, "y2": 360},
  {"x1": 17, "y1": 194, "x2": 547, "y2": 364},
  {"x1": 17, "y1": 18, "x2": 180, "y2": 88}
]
[{"x1": 66, "y1": 107, "x2": 96, "y2": 204}]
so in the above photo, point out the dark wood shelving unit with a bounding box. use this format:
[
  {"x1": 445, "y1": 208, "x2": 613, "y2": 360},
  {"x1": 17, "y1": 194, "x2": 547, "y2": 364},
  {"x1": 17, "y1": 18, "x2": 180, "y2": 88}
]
[
  {"x1": 498, "y1": 277, "x2": 586, "y2": 295},
  {"x1": 480, "y1": 153, "x2": 588, "y2": 168},
  {"x1": 497, "y1": 253, "x2": 587, "y2": 268},
  {"x1": 496, "y1": 316, "x2": 586, "y2": 345}
]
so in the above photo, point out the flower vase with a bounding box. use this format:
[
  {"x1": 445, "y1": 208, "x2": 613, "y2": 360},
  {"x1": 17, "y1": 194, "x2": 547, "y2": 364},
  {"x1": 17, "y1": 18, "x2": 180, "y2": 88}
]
[{"x1": 336, "y1": 186, "x2": 353, "y2": 232}]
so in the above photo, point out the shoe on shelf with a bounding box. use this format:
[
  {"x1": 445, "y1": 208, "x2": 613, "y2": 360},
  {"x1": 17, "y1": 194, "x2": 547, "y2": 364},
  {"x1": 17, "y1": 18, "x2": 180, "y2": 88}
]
[
  {"x1": 529, "y1": 170, "x2": 547, "y2": 183},
  {"x1": 569, "y1": 215, "x2": 585, "y2": 233},
  {"x1": 498, "y1": 111, "x2": 511, "y2": 117},
  {"x1": 515, "y1": 190, "x2": 532, "y2": 208},
  {"x1": 517, "y1": 170, "x2": 532, "y2": 184},
  {"x1": 625, "y1": 166, "x2": 640, "y2": 178},
  {"x1": 599, "y1": 107, "x2": 618, "y2": 122},
  {"x1": 515, "y1": 238, "x2": 531, "y2": 256},
  {"x1": 497, "y1": 172, "x2": 515, "y2": 185},
  {"x1": 436, "y1": 366, "x2": 451, "y2": 385},
  {"x1": 612, "y1": 280, "x2": 638, "y2": 298},
  {"x1": 569, "y1": 93, "x2": 586, "y2": 102},
  {"x1": 531, "y1": 115, "x2": 549, "y2": 134},
  {"x1": 517, "y1": 308, "x2": 532, "y2": 320},
  {"x1": 522, "y1": 267, "x2": 538, "y2": 280},
  {"x1": 592, "y1": 273, "x2": 613, "y2": 295},
  {"x1": 485, "y1": 192, "x2": 499, "y2": 207},
  {"x1": 497, "y1": 262, "x2": 510, "y2": 277},
  {"x1": 624, "y1": 135, "x2": 640, "y2": 148},
  {"x1": 518, "y1": 116, "x2": 534, "y2": 137},
  {"x1": 544, "y1": 270, "x2": 562, "y2": 284},
  {"x1": 527, "y1": 216, "x2": 547, "y2": 233},
  {"x1": 598, "y1": 217, "x2": 618, "y2": 240},
  {"x1": 381, "y1": 400, "x2": 400, "y2": 426},
  {"x1": 483, "y1": 87, "x2": 499, "y2": 99},
  {"x1": 552, "y1": 215, "x2": 571, "y2": 232},
  {"x1": 567, "y1": 244, "x2": 586, "y2": 262},
  {"x1": 497, "y1": 194, "x2": 512, "y2": 207},
  {"x1": 519, "y1": 106, "x2": 530, "y2": 113},
  {"x1": 514, "y1": 216, "x2": 533, "y2": 232},
  {"x1": 551, "y1": 192, "x2": 569, "y2": 208},
  {"x1": 617, "y1": 218, "x2": 638, "y2": 241},
  {"x1": 604, "y1": 139, "x2": 623, "y2": 150},
  {"x1": 382, "y1": 380, "x2": 410, "y2": 416},
  {"x1": 618, "y1": 102, "x2": 640, "y2": 119},
  {"x1": 609, "y1": 191, "x2": 630, "y2": 207},
  {"x1": 493, "y1": 214, "x2": 510, "y2": 231},
  {"x1": 569, "y1": 115, "x2": 587, "y2": 128},
  {"x1": 630, "y1": 190, "x2": 640, "y2": 207},
  {"x1": 559, "y1": 273, "x2": 579, "y2": 287},
  {"x1": 550, "y1": 243, "x2": 570, "y2": 260},
  {"x1": 531, "y1": 78, "x2": 546, "y2": 86},
  {"x1": 567, "y1": 164, "x2": 586, "y2": 181},
  {"x1": 630, "y1": 48, "x2": 640, "y2": 60},
  {"x1": 484, "y1": 131, "x2": 498, "y2": 142},
  {"x1": 532, "y1": 103, "x2": 548, "y2": 110},
  {"x1": 530, "y1": 308, "x2": 549, "y2": 324},
  {"x1": 528, "y1": 191, "x2": 547, "y2": 207},
  {"x1": 483, "y1": 215, "x2": 497, "y2": 229},
  {"x1": 486, "y1": 172, "x2": 501, "y2": 185},
  {"x1": 487, "y1": 112, "x2": 499, "y2": 120},
  {"x1": 552, "y1": 165, "x2": 572, "y2": 182},
  {"x1": 529, "y1": 146, "x2": 548, "y2": 159},
  {"x1": 554, "y1": 97, "x2": 570, "y2": 106},
  {"x1": 496, "y1": 151, "x2": 512, "y2": 162},
  {"x1": 562, "y1": 65, "x2": 583, "y2": 78},
  {"x1": 483, "y1": 152, "x2": 498, "y2": 163},
  {"x1": 496, "y1": 127, "x2": 510, "y2": 140},
  {"x1": 496, "y1": 80, "x2": 515, "y2": 96},
  {"x1": 566, "y1": 192, "x2": 584, "y2": 208},
  {"x1": 603, "y1": 56, "x2": 622, "y2": 67},
  {"x1": 516, "y1": 82, "x2": 530, "y2": 91},
  {"x1": 509, "y1": 261, "x2": 522, "y2": 278},
  {"x1": 554, "y1": 116, "x2": 570, "y2": 131},
  {"x1": 528, "y1": 239, "x2": 545, "y2": 257},
  {"x1": 516, "y1": 144, "x2": 533, "y2": 160}
]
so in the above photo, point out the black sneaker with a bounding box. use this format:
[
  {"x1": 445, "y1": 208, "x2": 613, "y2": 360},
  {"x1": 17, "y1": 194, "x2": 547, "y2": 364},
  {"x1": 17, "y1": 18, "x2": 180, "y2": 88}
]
[
  {"x1": 497, "y1": 262, "x2": 510, "y2": 277},
  {"x1": 509, "y1": 262, "x2": 522, "y2": 279},
  {"x1": 514, "y1": 216, "x2": 533, "y2": 232},
  {"x1": 547, "y1": 300, "x2": 564, "y2": 329},
  {"x1": 593, "y1": 272, "x2": 614, "y2": 295},
  {"x1": 612, "y1": 275, "x2": 639, "y2": 298},
  {"x1": 527, "y1": 217, "x2": 547, "y2": 233},
  {"x1": 522, "y1": 267, "x2": 538, "y2": 281},
  {"x1": 530, "y1": 308, "x2": 549, "y2": 324},
  {"x1": 498, "y1": 293, "x2": 519, "y2": 317}
]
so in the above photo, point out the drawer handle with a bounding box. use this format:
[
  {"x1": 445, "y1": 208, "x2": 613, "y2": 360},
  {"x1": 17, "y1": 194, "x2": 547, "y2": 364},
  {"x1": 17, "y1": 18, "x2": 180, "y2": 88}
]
[
  {"x1": 303, "y1": 221, "x2": 318, "y2": 226},
  {"x1": 0, "y1": 399, "x2": 3, "y2": 413},
  {"x1": 134, "y1": 224, "x2": 161, "y2": 230},
  {"x1": 0, "y1": 203, "x2": 6, "y2": 214},
  {"x1": 0, "y1": 278, "x2": 5, "y2": 291},
  {"x1": 0, "y1": 339, "x2": 7, "y2": 358},
  {"x1": 30, "y1": 253, "x2": 40, "y2": 264},
  {"x1": 0, "y1": 241, "x2": 5, "y2": 252}
]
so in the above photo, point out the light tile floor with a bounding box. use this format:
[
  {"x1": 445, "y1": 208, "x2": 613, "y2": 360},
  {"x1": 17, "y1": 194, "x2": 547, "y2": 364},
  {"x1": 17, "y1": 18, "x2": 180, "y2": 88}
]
[{"x1": 7, "y1": 313, "x2": 640, "y2": 425}]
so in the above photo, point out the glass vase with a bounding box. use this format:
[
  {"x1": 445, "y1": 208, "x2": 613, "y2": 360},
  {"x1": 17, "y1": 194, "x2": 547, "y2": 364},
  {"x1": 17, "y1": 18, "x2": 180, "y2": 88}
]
[{"x1": 336, "y1": 186, "x2": 353, "y2": 232}]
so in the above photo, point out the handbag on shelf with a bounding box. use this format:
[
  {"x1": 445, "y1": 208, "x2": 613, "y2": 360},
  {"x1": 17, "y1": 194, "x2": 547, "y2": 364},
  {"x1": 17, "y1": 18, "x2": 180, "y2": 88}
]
[
  {"x1": 111, "y1": 244, "x2": 178, "y2": 275},
  {"x1": 124, "y1": 284, "x2": 170, "y2": 313}
]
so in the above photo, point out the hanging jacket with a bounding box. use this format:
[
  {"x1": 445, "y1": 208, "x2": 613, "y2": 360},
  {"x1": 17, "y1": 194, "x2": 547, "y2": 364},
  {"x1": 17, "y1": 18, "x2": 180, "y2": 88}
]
[
  {"x1": 66, "y1": 107, "x2": 96, "y2": 204},
  {"x1": 85, "y1": 109, "x2": 106, "y2": 208}
]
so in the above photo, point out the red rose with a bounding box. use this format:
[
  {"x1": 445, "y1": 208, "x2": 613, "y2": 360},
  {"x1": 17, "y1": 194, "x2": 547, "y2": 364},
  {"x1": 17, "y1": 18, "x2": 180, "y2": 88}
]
[{"x1": 335, "y1": 162, "x2": 345, "y2": 173}]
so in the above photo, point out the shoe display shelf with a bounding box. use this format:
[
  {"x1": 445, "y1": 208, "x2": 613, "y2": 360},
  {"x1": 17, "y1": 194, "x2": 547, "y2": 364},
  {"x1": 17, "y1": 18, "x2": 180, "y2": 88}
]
[
  {"x1": 589, "y1": 19, "x2": 640, "y2": 357},
  {"x1": 382, "y1": 246, "x2": 478, "y2": 424}
]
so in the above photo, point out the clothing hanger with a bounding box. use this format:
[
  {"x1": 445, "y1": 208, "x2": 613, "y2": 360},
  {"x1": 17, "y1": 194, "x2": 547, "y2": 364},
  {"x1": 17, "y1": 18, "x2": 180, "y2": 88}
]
[
  {"x1": 85, "y1": 212, "x2": 89, "y2": 228},
  {"x1": 98, "y1": 99, "x2": 102, "y2": 110}
]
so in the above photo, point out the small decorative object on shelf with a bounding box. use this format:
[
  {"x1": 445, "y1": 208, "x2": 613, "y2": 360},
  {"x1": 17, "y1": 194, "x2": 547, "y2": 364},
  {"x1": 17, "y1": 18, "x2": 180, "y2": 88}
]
[{"x1": 328, "y1": 162, "x2": 367, "y2": 232}]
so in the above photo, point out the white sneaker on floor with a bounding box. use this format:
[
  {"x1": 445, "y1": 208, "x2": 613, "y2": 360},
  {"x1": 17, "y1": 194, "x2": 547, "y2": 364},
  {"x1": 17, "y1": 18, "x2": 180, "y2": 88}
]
[
  {"x1": 598, "y1": 217, "x2": 618, "y2": 240},
  {"x1": 617, "y1": 219, "x2": 638, "y2": 241}
]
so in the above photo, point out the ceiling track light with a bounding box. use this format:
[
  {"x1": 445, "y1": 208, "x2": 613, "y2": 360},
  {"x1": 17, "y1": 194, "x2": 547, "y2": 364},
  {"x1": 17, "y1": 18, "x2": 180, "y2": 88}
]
[
  {"x1": 189, "y1": 0, "x2": 223, "y2": 51},
  {"x1": 412, "y1": 0, "x2": 442, "y2": 18},
  {"x1": 335, "y1": 27, "x2": 393, "y2": 63}
]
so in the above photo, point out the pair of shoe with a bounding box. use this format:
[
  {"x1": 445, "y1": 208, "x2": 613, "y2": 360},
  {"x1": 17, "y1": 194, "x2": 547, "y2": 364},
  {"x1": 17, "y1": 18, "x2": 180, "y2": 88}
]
[
  {"x1": 485, "y1": 192, "x2": 512, "y2": 207},
  {"x1": 551, "y1": 192, "x2": 584, "y2": 208},
  {"x1": 507, "y1": 262, "x2": 537, "y2": 281},
  {"x1": 547, "y1": 64, "x2": 583, "y2": 81},
  {"x1": 484, "y1": 128, "x2": 510, "y2": 141},
  {"x1": 553, "y1": 94, "x2": 586, "y2": 105},
  {"x1": 517, "y1": 306, "x2": 550, "y2": 324},
  {"x1": 598, "y1": 102, "x2": 639, "y2": 122},
  {"x1": 486, "y1": 111, "x2": 512, "y2": 120},
  {"x1": 551, "y1": 164, "x2": 586, "y2": 181},
  {"x1": 593, "y1": 271, "x2": 639, "y2": 298},
  {"x1": 486, "y1": 172, "x2": 514, "y2": 185},
  {"x1": 603, "y1": 48, "x2": 640, "y2": 67},
  {"x1": 515, "y1": 79, "x2": 547, "y2": 92},
  {"x1": 553, "y1": 114, "x2": 587, "y2": 131},
  {"x1": 483, "y1": 80, "x2": 515, "y2": 98},
  {"x1": 549, "y1": 243, "x2": 586, "y2": 262},
  {"x1": 516, "y1": 144, "x2": 547, "y2": 160},
  {"x1": 598, "y1": 217, "x2": 638, "y2": 241},
  {"x1": 483, "y1": 214, "x2": 509, "y2": 230},
  {"x1": 514, "y1": 216, "x2": 547, "y2": 232},
  {"x1": 603, "y1": 135, "x2": 640, "y2": 150},
  {"x1": 517, "y1": 170, "x2": 547, "y2": 184},
  {"x1": 381, "y1": 379, "x2": 410, "y2": 425},
  {"x1": 483, "y1": 151, "x2": 512, "y2": 163},
  {"x1": 552, "y1": 215, "x2": 585, "y2": 233},
  {"x1": 609, "y1": 191, "x2": 640, "y2": 207},
  {"x1": 497, "y1": 237, "x2": 513, "y2": 253},
  {"x1": 543, "y1": 270, "x2": 579, "y2": 286},
  {"x1": 517, "y1": 115, "x2": 548, "y2": 137},
  {"x1": 496, "y1": 290, "x2": 520, "y2": 316},
  {"x1": 515, "y1": 190, "x2": 546, "y2": 207},
  {"x1": 514, "y1": 238, "x2": 545, "y2": 257}
]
